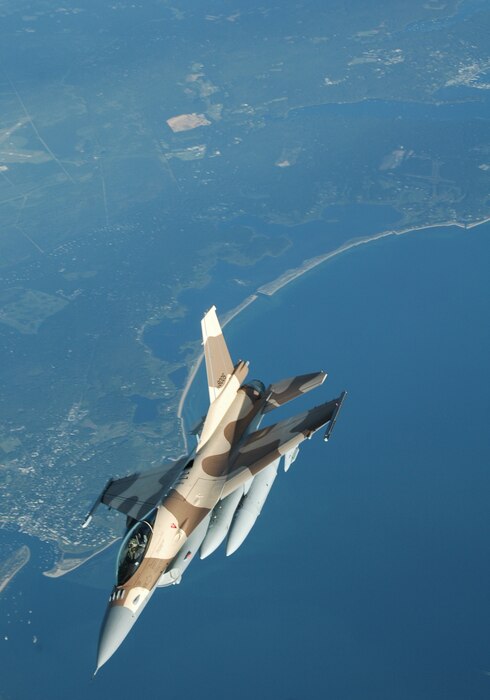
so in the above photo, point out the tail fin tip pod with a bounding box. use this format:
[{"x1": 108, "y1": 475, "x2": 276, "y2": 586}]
[{"x1": 201, "y1": 306, "x2": 234, "y2": 403}]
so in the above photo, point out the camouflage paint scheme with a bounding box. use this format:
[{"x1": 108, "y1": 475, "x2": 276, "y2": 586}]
[{"x1": 88, "y1": 305, "x2": 346, "y2": 671}]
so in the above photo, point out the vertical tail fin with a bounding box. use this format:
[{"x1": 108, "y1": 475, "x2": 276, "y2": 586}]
[{"x1": 201, "y1": 306, "x2": 234, "y2": 404}]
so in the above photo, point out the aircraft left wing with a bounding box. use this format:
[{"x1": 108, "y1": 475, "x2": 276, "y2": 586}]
[
  {"x1": 221, "y1": 394, "x2": 346, "y2": 498},
  {"x1": 82, "y1": 457, "x2": 188, "y2": 526}
]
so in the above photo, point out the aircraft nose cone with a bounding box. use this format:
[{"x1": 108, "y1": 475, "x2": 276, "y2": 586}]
[{"x1": 96, "y1": 605, "x2": 135, "y2": 672}]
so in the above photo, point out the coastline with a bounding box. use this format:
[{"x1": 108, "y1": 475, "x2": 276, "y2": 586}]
[
  {"x1": 257, "y1": 219, "x2": 482, "y2": 296},
  {"x1": 45, "y1": 207, "x2": 485, "y2": 578},
  {"x1": 0, "y1": 545, "x2": 30, "y2": 594},
  {"x1": 42, "y1": 537, "x2": 119, "y2": 578},
  {"x1": 176, "y1": 215, "x2": 490, "y2": 442}
]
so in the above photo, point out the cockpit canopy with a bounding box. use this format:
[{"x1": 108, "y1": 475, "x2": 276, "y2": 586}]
[{"x1": 116, "y1": 509, "x2": 157, "y2": 585}]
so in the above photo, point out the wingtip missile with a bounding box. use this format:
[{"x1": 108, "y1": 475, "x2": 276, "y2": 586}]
[
  {"x1": 200, "y1": 487, "x2": 244, "y2": 559},
  {"x1": 81, "y1": 478, "x2": 114, "y2": 529},
  {"x1": 324, "y1": 390, "x2": 347, "y2": 442},
  {"x1": 226, "y1": 460, "x2": 280, "y2": 555}
]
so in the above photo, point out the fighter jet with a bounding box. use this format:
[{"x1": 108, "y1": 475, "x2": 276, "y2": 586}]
[{"x1": 83, "y1": 305, "x2": 346, "y2": 672}]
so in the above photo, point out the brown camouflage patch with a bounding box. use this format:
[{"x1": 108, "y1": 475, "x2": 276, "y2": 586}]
[
  {"x1": 164, "y1": 491, "x2": 211, "y2": 535},
  {"x1": 201, "y1": 451, "x2": 230, "y2": 477}
]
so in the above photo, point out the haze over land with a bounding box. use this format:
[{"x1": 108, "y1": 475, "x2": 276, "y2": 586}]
[
  {"x1": 0, "y1": 0, "x2": 489, "y2": 565},
  {"x1": 0, "y1": 3, "x2": 489, "y2": 697}
]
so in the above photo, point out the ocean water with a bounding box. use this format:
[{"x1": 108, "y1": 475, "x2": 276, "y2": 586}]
[
  {"x1": 145, "y1": 202, "x2": 402, "y2": 373},
  {"x1": 1, "y1": 222, "x2": 489, "y2": 700},
  {"x1": 182, "y1": 221, "x2": 490, "y2": 699}
]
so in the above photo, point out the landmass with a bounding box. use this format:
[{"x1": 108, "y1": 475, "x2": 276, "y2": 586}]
[
  {"x1": 166, "y1": 113, "x2": 211, "y2": 133},
  {"x1": 0, "y1": 0, "x2": 489, "y2": 568},
  {"x1": 43, "y1": 538, "x2": 118, "y2": 578},
  {"x1": 0, "y1": 545, "x2": 30, "y2": 593},
  {"x1": 256, "y1": 219, "x2": 485, "y2": 296},
  {"x1": 0, "y1": 288, "x2": 68, "y2": 334}
]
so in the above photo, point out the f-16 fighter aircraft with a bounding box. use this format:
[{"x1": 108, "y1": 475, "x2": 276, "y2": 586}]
[{"x1": 84, "y1": 306, "x2": 346, "y2": 673}]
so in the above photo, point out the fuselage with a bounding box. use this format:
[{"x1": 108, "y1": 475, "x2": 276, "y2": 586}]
[
  {"x1": 96, "y1": 381, "x2": 265, "y2": 669},
  {"x1": 92, "y1": 304, "x2": 346, "y2": 674}
]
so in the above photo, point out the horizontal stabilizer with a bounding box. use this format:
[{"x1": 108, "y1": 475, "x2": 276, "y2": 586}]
[{"x1": 264, "y1": 372, "x2": 327, "y2": 413}]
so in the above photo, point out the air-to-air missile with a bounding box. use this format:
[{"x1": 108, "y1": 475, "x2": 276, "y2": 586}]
[
  {"x1": 200, "y1": 484, "x2": 244, "y2": 559},
  {"x1": 83, "y1": 305, "x2": 347, "y2": 673}
]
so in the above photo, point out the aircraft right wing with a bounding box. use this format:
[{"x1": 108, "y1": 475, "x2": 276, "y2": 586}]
[
  {"x1": 82, "y1": 456, "x2": 188, "y2": 526},
  {"x1": 221, "y1": 394, "x2": 346, "y2": 498}
]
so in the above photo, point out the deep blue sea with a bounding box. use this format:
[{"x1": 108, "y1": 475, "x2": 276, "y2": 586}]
[{"x1": 2, "y1": 222, "x2": 489, "y2": 699}]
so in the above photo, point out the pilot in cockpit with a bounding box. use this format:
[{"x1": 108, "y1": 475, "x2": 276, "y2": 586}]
[{"x1": 126, "y1": 531, "x2": 148, "y2": 561}]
